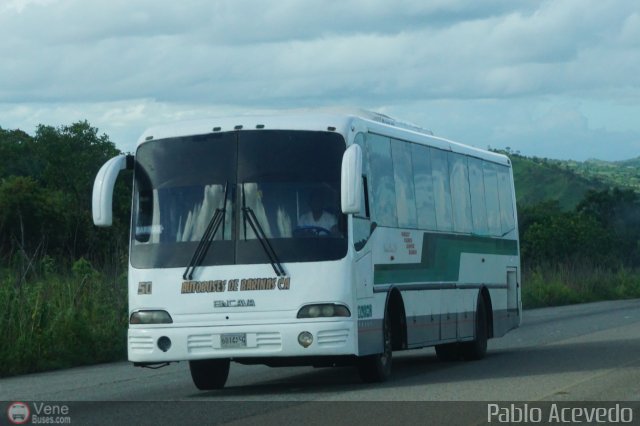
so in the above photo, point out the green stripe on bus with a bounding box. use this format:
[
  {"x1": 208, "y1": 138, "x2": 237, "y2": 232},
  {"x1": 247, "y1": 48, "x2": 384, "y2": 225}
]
[{"x1": 373, "y1": 232, "x2": 518, "y2": 284}]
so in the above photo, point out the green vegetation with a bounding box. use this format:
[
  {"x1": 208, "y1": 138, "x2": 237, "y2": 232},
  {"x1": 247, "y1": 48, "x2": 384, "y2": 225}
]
[
  {"x1": 509, "y1": 152, "x2": 607, "y2": 210},
  {"x1": 499, "y1": 148, "x2": 640, "y2": 308},
  {"x1": 518, "y1": 187, "x2": 640, "y2": 309},
  {"x1": 507, "y1": 149, "x2": 640, "y2": 211},
  {"x1": 559, "y1": 157, "x2": 640, "y2": 192},
  {"x1": 0, "y1": 122, "x2": 130, "y2": 377},
  {"x1": 1, "y1": 123, "x2": 640, "y2": 376},
  {"x1": 0, "y1": 259, "x2": 127, "y2": 376},
  {"x1": 523, "y1": 263, "x2": 640, "y2": 308}
]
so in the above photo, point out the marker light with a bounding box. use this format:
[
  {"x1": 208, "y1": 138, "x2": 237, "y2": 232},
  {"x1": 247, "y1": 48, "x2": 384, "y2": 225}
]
[
  {"x1": 297, "y1": 304, "x2": 350, "y2": 319},
  {"x1": 130, "y1": 310, "x2": 173, "y2": 324}
]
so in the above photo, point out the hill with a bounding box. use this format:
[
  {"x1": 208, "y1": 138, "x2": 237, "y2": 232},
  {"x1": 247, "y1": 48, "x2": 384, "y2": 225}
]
[
  {"x1": 500, "y1": 149, "x2": 640, "y2": 210},
  {"x1": 509, "y1": 154, "x2": 608, "y2": 210},
  {"x1": 565, "y1": 157, "x2": 640, "y2": 191}
]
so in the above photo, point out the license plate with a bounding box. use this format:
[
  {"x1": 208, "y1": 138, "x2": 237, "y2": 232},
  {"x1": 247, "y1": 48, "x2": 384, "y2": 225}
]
[{"x1": 220, "y1": 333, "x2": 247, "y2": 348}]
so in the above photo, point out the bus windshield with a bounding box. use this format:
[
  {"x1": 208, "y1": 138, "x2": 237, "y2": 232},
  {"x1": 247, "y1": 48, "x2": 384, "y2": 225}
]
[{"x1": 131, "y1": 130, "x2": 347, "y2": 269}]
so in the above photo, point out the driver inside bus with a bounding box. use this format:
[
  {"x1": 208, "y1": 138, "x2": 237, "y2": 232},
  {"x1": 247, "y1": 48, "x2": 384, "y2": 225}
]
[{"x1": 298, "y1": 190, "x2": 339, "y2": 234}]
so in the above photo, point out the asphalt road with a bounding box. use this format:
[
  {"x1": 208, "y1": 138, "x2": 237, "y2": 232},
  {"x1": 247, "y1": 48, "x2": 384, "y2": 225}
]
[{"x1": 2, "y1": 299, "x2": 640, "y2": 424}]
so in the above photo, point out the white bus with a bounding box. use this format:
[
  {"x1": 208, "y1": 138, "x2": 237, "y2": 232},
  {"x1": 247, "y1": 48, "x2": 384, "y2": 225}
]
[{"x1": 92, "y1": 110, "x2": 521, "y2": 389}]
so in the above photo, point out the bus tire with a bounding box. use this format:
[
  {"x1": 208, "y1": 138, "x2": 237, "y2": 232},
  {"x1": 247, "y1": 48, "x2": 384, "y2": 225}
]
[
  {"x1": 189, "y1": 358, "x2": 230, "y2": 390},
  {"x1": 357, "y1": 312, "x2": 392, "y2": 383},
  {"x1": 460, "y1": 296, "x2": 488, "y2": 361}
]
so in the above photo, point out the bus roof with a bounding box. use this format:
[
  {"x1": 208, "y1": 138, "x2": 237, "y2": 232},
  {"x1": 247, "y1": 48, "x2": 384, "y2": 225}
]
[{"x1": 137, "y1": 109, "x2": 510, "y2": 166}]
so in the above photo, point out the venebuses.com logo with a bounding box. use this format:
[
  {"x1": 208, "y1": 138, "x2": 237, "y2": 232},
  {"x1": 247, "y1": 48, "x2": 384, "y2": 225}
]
[
  {"x1": 7, "y1": 402, "x2": 30, "y2": 425},
  {"x1": 6, "y1": 401, "x2": 72, "y2": 424}
]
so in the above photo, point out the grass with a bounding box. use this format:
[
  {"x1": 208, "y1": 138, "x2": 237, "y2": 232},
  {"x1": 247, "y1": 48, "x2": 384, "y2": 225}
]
[
  {"x1": 0, "y1": 258, "x2": 127, "y2": 377},
  {"x1": 522, "y1": 262, "x2": 640, "y2": 308},
  {"x1": 3, "y1": 255, "x2": 640, "y2": 376}
]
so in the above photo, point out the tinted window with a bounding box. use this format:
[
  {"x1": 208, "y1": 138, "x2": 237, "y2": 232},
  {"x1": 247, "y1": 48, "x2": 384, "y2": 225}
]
[
  {"x1": 131, "y1": 131, "x2": 347, "y2": 268},
  {"x1": 468, "y1": 157, "x2": 489, "y2": 235},
  {"x1": 133, "y1": 133, "x2": 236, "y2": 246},
  {"x1": 391, "y1": 138, "x2": 417, "y2": 228},
  {"x1": 431, "y1": 149, "x2": 453, "y2": 231},
  {"x1": 497, "y1": 165, "x2": 516, "y2": 234},
  {"x1": 483, "y1": 162, "x2": 501, "y2": 236},
  {"x1": 448, "y1": 153, "x2": 472, "y2": 233},
  {"x1": 412, "y1": 144, "x2": 437, "y2": 230},
  {"x1": 366, "y1": 133, "x2": 397, "y2": 227}
]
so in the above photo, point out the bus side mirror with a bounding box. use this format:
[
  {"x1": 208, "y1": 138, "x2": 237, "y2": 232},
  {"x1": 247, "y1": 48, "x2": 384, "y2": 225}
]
[
  {"x1": 92, "y1": 154, "x2": 132, "y2": 227},
  {"x1": 341, "y1": 144, "x2": 363, "y2": 214}
]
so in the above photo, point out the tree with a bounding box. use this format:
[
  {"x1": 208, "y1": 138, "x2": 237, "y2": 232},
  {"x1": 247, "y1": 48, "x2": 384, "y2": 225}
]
[
  {"x1": 522, "y1": 210, "x2": 615, "y2": 267},
  {"x1": 577, "y1": 188, "x2": 640, "y2": 266},
  {"x1": 0, "y1": 127, "x2": 37, "y2": 179},
  {"x1": 0, "y1": 121, "x2": 130, "y2": 266}
]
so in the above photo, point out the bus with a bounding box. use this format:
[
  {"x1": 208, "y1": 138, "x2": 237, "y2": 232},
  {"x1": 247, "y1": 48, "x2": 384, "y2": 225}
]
[{"x1": 92, "y1": 110, "x2": 521, "y2": 389}]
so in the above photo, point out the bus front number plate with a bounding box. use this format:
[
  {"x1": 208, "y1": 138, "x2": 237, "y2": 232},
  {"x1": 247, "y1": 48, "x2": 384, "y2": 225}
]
[{"x1": 221, "y1": 333, "x2": 247, "y2": 348}]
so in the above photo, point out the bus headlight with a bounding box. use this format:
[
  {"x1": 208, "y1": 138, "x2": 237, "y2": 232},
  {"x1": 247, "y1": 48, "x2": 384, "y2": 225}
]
[
  {"x1": 130, "y1": 310, "x2": 173, "y2": 324},
  {"x1": 297, "y1": 304, "x2": 350, "y2": 318}
]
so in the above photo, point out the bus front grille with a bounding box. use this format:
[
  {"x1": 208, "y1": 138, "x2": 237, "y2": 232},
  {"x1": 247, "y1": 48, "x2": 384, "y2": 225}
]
[
  {"x1": 129, "y1": 336, "x2": 154, "y2": 353},
  {"x1": 187, "y1": 334, "x2": 214, "y2": 353},
  {"x1": 317, "y1": 329, "x2": 350, "y2": 347},
  {"x1": 255, "y1": 332, "x2": 281, "y2": 349}
]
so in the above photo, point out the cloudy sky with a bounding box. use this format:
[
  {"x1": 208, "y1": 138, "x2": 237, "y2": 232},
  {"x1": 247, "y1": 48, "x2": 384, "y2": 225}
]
[{"x1": 1, "y1": 0, "x2": 639, "y2": 160}]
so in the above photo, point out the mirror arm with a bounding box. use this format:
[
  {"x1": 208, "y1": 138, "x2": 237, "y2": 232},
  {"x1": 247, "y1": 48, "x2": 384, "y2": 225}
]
[{"x1": 92, "y1": 154, "x2": 130, "y2": 227}]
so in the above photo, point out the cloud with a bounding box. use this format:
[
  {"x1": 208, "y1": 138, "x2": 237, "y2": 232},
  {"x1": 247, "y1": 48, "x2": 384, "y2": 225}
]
[
  {"x1": 381, "y1": 98, "x2": 640, "y2": 161},
  {"x1": 2, "y1": 0, "x2": 637, "y2": 102},
  {"x1": 0, "y1": 0, "x2": 639, "y2": 160},
  {"x1": 0, "y1": 99, "x2": 253, "y2": 153}
]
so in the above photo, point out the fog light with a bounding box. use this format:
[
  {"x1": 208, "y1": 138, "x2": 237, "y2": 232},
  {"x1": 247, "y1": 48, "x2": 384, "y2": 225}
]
[
  {"x1": 298, "y1": 331, "x2": 313, "y2": 348},
  {"x1": 157, "y1": 336, "x2": 171, "y2": 352}
]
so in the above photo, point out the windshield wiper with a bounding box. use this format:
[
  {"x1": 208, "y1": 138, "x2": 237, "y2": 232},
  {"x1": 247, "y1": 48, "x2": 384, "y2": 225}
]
[
  {"x1": 183, "y1": 182, "x2": 229, "y2": 280},
  {"x1": 241, "y1": 184, "x2": 287, "y2": 277}
]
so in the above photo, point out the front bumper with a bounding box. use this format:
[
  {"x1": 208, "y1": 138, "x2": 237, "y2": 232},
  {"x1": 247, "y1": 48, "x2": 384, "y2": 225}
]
[{"x1": 128, "y1": 320, "x2": 357, "y2": 362}]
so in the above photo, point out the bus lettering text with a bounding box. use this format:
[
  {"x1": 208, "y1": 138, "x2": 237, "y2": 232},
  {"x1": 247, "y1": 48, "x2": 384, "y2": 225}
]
[
  {"x1": 181, "y1": 280, "x2": 227, "y2": 294},
  {"x1": 240, "y1": 278, "x2": 277, "y2": 291},
  {"x1": 358, "y1": 304, "x2": 373, "y2": 319}
]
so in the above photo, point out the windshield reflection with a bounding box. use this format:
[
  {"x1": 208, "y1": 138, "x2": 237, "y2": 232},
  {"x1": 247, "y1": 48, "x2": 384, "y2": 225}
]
[{"x1": 131, "y1": 130, "x2": 347, "y2": 269}]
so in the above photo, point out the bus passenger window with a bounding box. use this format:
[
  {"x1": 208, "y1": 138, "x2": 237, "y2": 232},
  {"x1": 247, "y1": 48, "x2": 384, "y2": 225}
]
[
  {"x1": 366, "y1": 133, "x2": 398, "y2": 227},
  {"x1": 412, "y1": 144, "x2": 437, "y2": 230},
  {"x1": 448, "y1": 152, "x2": 472, "y2": 233},
  {"x1": 497, "y1": 166, "x2": 516, "y2": 234},
  {"x1": 431, "y1": 149, "x2": 453, "y2": 232},
  {"x1": 391, "y1": 138, "x2": 417, "y2": 228},
  {"x1": 483, "y1": 162, "x2": 501, "y2": 236},
  {"x1": 468, "y1": 157, "x2": 489, "y2": 235}
]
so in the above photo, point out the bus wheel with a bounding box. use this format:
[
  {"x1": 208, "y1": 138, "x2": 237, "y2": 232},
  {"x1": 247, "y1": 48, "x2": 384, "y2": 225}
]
[
  {"x1": 358, "y1": 312, "x2": 392, "y2": 382},
  {"x1": 460, "y1": 296, "x2": 488, "y2": 361},
  {"x1": 189, "y1": 358, "x2": 230, "y2": 390}
]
